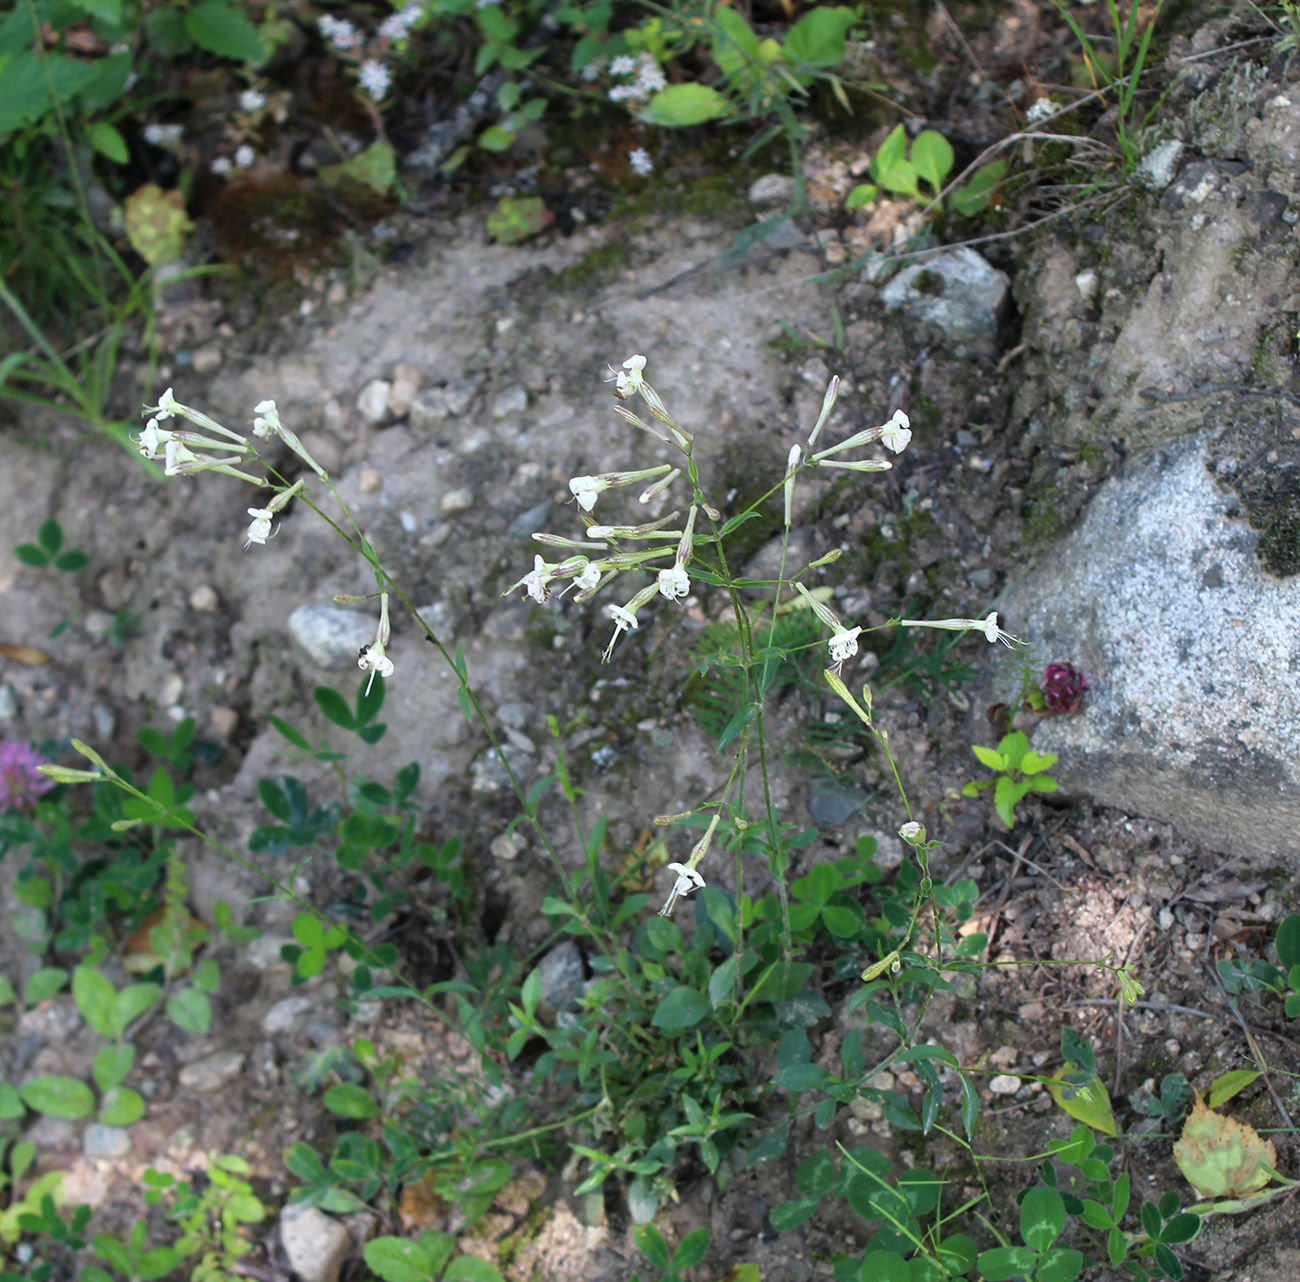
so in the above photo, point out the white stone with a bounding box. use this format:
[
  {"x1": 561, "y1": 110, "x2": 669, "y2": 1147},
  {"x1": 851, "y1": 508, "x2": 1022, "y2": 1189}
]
[
  {"x1": 989, "y1": 1074, "x2": 1021, "y2": 1096},
  {"x1": 999, "y1": 434, "x2": 1300, "y2": 867},
  {"x1": 356, "y1": 380, "x2": 391, "y2": 423},
  {"x1": 288, "y1": 605, "x2": 373, "y2": 668},
  {"x1": 177, "y1": 1051, "x2": 245, "y2": 1095},
  {"x1": 189, "y1": 585, "x2": 218, "y2": 612},
  {"x1": 440, "y1": 488, "x2": 473, "y2": 515},
  {"x1": 879, "y1": 247, "x2": 1010, "y2": 347},
  {"x1": 1074, "y1": 268, "x2": 1098, "y2": 301},
  {"x1": 748, "y1": 173, "x2": 796, "y2": 208},
  {"x1": 279, "y1": 1203, "x2": 351, "y2": 1282},
  {"x1": 262, "y1": 995, "x2": 316, "y2": 1034}
]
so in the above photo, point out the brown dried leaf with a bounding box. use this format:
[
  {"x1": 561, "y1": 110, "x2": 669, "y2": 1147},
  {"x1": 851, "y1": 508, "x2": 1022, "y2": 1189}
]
[
  {"x1": 0, "y1": 643, "x2": 51, "y2": 665},
  {"x1": 1173, "y1": 1092, "x2": 1278, "y2": 1199}
]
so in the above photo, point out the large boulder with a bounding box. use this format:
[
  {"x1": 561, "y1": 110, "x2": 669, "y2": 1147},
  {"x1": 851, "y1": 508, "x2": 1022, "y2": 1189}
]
[{"x1": 998, "y1": 432, "x2": 1300, "y2": 865}]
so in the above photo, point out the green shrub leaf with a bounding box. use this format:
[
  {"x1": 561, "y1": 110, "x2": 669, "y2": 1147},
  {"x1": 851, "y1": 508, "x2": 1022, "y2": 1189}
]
[
  {"x1": 184, "y1": 2, "x2": 267, "y2": 63},
  {"x1": 21, "y1": 1075, "x2": 95, "y2": 1119},
  {"x1": 640, "y1": 83, "x2": 730, "y2": 127}
]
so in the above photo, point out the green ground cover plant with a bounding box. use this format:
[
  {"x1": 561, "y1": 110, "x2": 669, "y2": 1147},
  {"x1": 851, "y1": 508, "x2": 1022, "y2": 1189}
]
[{"x1": 4, "y1": 351, "x2": 1288, "y2": 1282}]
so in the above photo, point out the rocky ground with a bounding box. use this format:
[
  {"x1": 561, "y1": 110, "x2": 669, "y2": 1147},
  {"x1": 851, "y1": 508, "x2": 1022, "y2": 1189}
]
[{"x1": 3, "y1": 5, "x2": 1300, "y2": 1282}]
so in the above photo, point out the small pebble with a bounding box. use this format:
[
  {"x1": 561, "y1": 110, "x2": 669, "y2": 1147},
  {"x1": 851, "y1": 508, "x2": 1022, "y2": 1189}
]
[
  {"x1": 84, "y1": 1124, "x2": 131, "y2": 1160},
  {"x1": 177, "y1": 1051, "x2": 246, "y2": 1095},
  {"x1": 159, "y1": 673, "x2": 184, "y2": 705},
  {"x1": 490, "y1": 832, "x2": 526, "y2": 860},
  {"x1": 0, "y1": 685, "x2": 17, "y2": 721},
  {"x1": 356, "y1": 380, "x2": 391, "y2": 424},
  {"x1": 192, "y1": 343, "x2": 223, "y2": 374},
  {"x1": 387, "y1": 363, "x2": 424, "y2": 418},
  {"x1": 190, "y1": 585, "x2": 219, "y2": 613},
  {"x1": 492, "y1": 385, "x2": 528, "y2": 418},
  {"x1": 440, "y1": 488, "x2": 473, "y2": 515},
  {"x1": 989, "y1": 1074, "x2": 1021, "y2": 1096},
  {"x1": 209, "y1": 706, "x2": 238, "y2": 739},
  {"x1": 359, "y1": 469, "x2": 382, "y2": 493}
]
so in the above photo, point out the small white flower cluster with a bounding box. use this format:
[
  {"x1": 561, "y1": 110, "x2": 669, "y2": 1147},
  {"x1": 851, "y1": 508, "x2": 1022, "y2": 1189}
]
[
  {"x1": 359, "y1": 59, "x2": 392, "y2": 100},
  {"x1": 504, "y1": 355, "x2": 709, "y2": 663},
  {"x1": 580, "y1": 57, "x2": 605, "y2": 82},
  {"x1": 378, "y1": 2, "x2": 422, "y2": 41},
  {"x1": 318, "y1": 14, "x2": 360, "y2": 49},
  {"x1": 134, "y1": 391, "x2": 327, "y2": 554},
  {"x1": 239, "y1": 88, "x2": 266, "y2": 112},
  {"x1": 608, "y1": 54, "x2": 667, "y2": 103},
  {"x1": 143, "y1": 123, "x2": 184, "y2": 147},
  {"x1": 211, "y1": 156, "x2": 233, "y2": 176},
  {"x1": 628, "y1": 147, "x2": 653, "y2": 177},
  {"x1": 235, "y1": 144, "x2": 256, "y2": 169}
]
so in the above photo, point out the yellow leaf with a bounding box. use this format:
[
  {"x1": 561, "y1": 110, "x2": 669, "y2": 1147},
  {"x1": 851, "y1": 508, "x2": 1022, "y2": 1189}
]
[
  {"x1": 124, "y1": 184, "x2": 193, "y2": 266},
  {"x1": 1047, "y1": 1070, "x2": 1117, "y2": 1136},
  {"x1": 1173, "y1": 1092, "x2": 1278, "y2": 1199}
]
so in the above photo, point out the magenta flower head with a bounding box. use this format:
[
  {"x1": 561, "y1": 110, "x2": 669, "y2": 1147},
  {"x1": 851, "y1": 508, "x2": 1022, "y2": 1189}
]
[
  {"x1": 1041, "y1": 662, "x2": 1089, "y2": 714},
  {"x1": 0, "y1": 741, "x2": 57, "y2": 813}
]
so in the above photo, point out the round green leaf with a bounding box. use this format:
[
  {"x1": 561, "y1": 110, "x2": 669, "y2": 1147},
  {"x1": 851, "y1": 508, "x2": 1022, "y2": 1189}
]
[
  {"x1": 639, "y1": 83, "x2": 730, "y2": 127},
  {"x1": 820, "y1": 904, "x2": 861, "y2": 939},
  {"x1": 99, "y1": 1085, "x2": 145, "y2": 1126},
  {"x1": 166, "y1": 987, "x2": 211, "y2": 1035},
  {"x1": 24, "y1": 966, "x2": 69, "y2": 1005},
  {"x1": 1020, "y1": 1185, "x2": 1066, "y2": 1252},
  {"x1": 74, "y1": 966, "x2": 119, "y2": 1039},
  {"x1": 21, "y1": 1075, "x2": 95, "y2": 1119},
  {"x1": 859, "y1": 1250, "x2": 909, "y2": 1282},
  {"x1": 911, "y1": 130, "x2": 954, "y2": 191},
  {"x1": 443, "y1": 1259, "x2": 505, "y2": 1281},
  {"x1": 363, "y1": 1237, "x2": 433, "y2": 1282},
  {"x1": 323, "y1": 1083, "x2": 380, "y2": 1118},
  {"x1": 1275, "y1": 913, "x2": 1300, "y2": 969},
  {"x1": 92, "y1": 1044, "x2": 135, "y2": 1092},
  {"x1": 651, "y1": 986, "x2": 709, "y2": 1032}
]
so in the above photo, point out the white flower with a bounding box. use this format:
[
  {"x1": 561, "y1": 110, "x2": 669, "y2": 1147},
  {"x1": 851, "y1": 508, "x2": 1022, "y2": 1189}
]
[
  {"x1": 880, "y1": 409, "x2": 912, "y2": 453},
  {"x1": 828, "y1": 626, "x2": 862, "y2": 664},
  {"x1": 982, "y1": 611, "x2": 1017, "y2": 646},
  {"x1": 234, "y1": 144, "x2": 255, "y2": 168},
  {"x1": 211, "y1": 156, "x2": 233, "y2": 175},
  {"x1": 628, "y1": 147, "x2": 653, "y2": 176},
  {"x1": 609, "y1": 54, "x2": 637, "y2": 76},
  {"x1": 657, "y1": 564, "x2": 689, "y2": 600},
  {"x1": 143, "y1": 123, "x2": 183, "y2": 147},
  {"x1": 379, "y1": 5, "x2": 421, "y2": 39},
  {"x1": 252, "y1": 399, "x2": 281, "y2": 439},
  {"x1": 359, "y1": 59, "x2": 392, "y2": 100},
  {"x1": 522, "y1": 555, "x2": 549, "y2": 603},
  {"x1": 239, "y1": 88, "x2": 265, "y2": 111},
  {"x1": 357, "y1": 593, "x2": 393, "y2": 695},
  {"x1": 358, "y1": 645, "x2": 394, "y2": 693},
  {"x1": 899, "y1": 821, "x2": 925, "y2": 845},
  {"x1": 659, "y1": 861, "x2": 705, "y2": 918},
  {"x1": 897, "y1": 612, "x2": 1022, "y2": 648},
  {"x1": 156, "y1": 388, "x2": 176, "y2": 420},
  {"x1": 574, "y1": 562, "x2": 602, "y2": 592},
  {"x1": 244, "y1": 507, "x2": 274, "y2": 549},
  {"x1": 569, "y1": 476, "x2": 602, "y2": 512},
  {"x1": 1026, "y1": 97, "x2": 1056, "y2": 124},
  {"x1": 580, "y1": 57, "x2": 605, "y2": 82},
  {"x1": 609, "y1": 84, "x2": 644, "y2": 103},
  {"x1": 163, "y1": 438, "x2": 199, "y2": 475},
  {"x1": 136, "y1": 418, "x2": 169, "y2": 459},
  {"x1": 636, "y1": 60, "x2": 666, "y2": 94},
  {"x1": 319, "y1": 14, "x2": 359, "y2": 49},
  {"x1": 606, "y1": 353, "x2": 647, "y2": 398}
]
